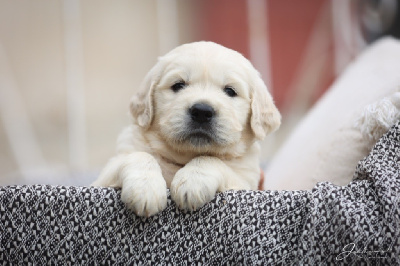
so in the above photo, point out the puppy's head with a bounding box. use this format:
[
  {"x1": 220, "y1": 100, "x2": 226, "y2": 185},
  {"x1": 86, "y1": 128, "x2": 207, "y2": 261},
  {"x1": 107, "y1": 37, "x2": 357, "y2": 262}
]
[{"x1": 130, "y1": 42, "x2": 280, "y2": 157}]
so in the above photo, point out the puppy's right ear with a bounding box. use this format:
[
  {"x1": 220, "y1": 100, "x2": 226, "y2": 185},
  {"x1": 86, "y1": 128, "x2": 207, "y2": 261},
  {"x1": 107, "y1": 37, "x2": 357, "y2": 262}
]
[{"x1": 130, "y1": 60, "x2": 164, "y2": 129}]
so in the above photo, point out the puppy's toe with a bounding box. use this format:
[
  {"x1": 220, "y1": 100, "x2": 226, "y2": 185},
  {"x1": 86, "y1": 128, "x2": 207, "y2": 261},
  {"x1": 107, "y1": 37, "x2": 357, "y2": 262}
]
[
  {"x1": 170, "y1": 167, "x2": 220, "y2": 211},
  {"x1": 121, "y1": 169, "x2": 168, "y2": 217}
]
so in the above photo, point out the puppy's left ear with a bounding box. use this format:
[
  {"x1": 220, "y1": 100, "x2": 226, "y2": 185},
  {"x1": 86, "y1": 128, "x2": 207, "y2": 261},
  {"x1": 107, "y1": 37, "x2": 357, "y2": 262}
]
[{"x1": 250, "y1": 75, "x2": 281, "y2": 140}]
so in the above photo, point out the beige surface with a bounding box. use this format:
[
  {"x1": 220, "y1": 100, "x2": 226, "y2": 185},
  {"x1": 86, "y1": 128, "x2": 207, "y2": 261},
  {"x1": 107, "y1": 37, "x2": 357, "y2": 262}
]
[{"x1": 0, "y1": 0, "x2": 198, "y2": 185}]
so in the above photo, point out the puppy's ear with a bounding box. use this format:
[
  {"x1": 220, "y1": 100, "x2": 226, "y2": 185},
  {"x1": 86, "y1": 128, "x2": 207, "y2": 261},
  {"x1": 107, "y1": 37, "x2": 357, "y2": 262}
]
[
  {"x1": 130, "y1": 60, "x2": 164, "y2": 129},
  {"x1": 250, "y1": 75, "x2": 281, "y2": 140}
]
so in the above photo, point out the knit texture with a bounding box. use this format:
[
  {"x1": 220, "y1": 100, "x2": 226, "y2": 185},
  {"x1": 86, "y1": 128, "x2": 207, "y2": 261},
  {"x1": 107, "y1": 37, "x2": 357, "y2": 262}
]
[{"x1": 1, "y1": 122, "x2": 399, "y2": 265}]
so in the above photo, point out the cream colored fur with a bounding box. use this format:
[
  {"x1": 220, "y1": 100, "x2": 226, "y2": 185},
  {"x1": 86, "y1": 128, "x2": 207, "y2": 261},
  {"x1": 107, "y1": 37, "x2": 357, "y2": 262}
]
[{"x1": 92, "y1": 42, "x2": 280, "y2": 217}]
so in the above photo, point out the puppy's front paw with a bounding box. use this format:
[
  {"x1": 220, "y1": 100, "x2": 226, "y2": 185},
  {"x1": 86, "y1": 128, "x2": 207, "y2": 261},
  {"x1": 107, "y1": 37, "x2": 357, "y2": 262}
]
[
  {"x1": 170, "y1": 164, "x2": 221, "y2": 211},
  {"x1": 121, "y1": 166, "x2": 167, "y2": 217}
]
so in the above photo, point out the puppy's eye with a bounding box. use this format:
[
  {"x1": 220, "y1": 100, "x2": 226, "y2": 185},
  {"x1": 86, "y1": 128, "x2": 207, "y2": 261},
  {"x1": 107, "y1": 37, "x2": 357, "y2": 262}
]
[
  {"x1": 224, "y1": 86, "x2": 237, "y2": 97},
  {"x1": 171, "y1": 81, "x2": 186, "y2": 92}
]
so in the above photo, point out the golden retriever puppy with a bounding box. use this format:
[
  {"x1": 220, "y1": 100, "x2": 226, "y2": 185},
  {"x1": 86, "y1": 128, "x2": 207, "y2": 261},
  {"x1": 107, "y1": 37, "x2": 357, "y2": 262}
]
[{"x1": 92, "y1": 41, "x2": 280, "y2": 217}]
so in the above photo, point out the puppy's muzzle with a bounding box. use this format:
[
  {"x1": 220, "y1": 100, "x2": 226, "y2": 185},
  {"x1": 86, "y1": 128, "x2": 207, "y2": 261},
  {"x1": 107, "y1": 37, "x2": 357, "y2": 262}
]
[
  {"x1": 189, "y1": 103, "x2": 215, "y2": 124},
  {"x1": 183, "y1": 102, "x2": 219, "y2": 146}
]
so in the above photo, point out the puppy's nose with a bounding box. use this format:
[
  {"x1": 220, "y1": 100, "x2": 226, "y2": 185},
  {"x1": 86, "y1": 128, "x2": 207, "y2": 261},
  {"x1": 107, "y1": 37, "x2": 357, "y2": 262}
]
[{"x1": 189, "y1": 103, "x2": 215, "y2": 123}]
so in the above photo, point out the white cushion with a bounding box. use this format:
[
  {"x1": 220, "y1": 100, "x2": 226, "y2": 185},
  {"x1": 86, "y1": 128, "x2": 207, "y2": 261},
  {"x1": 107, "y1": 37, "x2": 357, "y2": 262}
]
[{"x1": 264, "y1": 37, "x2": 400, "y2": 190}]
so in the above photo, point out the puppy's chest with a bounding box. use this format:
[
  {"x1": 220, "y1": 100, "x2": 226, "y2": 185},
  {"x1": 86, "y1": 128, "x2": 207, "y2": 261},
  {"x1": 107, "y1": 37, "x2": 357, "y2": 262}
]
[{"x1": 155, "y1": 155, "x2": 182, "y2": 187}]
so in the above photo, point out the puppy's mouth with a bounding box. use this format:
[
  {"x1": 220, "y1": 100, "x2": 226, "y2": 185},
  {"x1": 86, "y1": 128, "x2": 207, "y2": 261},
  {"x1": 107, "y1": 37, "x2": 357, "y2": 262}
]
[
  {"x1": 185, "y1": 129, "x2": 214, "y2": 146},
  {"x1": 162, "y1": 113, "x2": 231, "y2": 149}
]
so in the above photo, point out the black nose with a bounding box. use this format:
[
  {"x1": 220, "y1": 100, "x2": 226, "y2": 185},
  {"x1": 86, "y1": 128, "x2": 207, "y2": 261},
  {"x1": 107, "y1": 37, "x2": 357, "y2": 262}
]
[{"x1": 189, "y1": 103, "x2": 215, "y2": 123}]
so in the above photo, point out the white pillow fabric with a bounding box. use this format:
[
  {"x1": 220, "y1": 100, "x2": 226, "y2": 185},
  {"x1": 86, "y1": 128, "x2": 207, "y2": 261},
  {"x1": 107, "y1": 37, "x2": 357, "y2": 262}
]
[{"x1": 264, "y1": 37, "x2": 400, "y2": 190}]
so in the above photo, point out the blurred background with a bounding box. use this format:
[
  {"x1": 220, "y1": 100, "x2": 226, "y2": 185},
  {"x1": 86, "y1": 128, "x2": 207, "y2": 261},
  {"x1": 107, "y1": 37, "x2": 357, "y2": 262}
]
[{"x1": 0, "y1": 0, "x2": 399, "y2": 185}]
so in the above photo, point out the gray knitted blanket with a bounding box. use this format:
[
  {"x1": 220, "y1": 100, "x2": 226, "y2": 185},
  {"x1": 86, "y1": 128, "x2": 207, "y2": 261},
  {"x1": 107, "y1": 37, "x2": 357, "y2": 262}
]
[{"x1": 1, "y1": 122, "x2": 399, "y2": 265}]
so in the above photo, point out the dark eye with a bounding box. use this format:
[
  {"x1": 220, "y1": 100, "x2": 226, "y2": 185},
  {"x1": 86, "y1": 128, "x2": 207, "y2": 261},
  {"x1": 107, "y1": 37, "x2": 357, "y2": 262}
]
[
  {"x1": 224, "y1": 86, "x2": 237, "y2": 97},
  {"x1": 171, "y1": 81, "x2": 186, "y2": 92}
]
